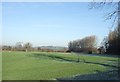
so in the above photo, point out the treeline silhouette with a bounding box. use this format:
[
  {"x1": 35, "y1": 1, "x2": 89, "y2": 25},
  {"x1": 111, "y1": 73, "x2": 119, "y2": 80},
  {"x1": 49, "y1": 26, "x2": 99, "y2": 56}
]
[
  {"x1": 2, "y1": 42, "x2": 67, "y2": 52},
  {"x1": 100, "y1": 24, "x2": 120, "y2": 55},
  {"x1": 90, "y1": 1, "x2": 120, "y2": 55},
  {"x1": 68, "y1": 35, "x2": 97, "y2": 54},
  {"x1": 2, "y1": 28, "x2": 120, "y2": 55},
  {"x1": 2, "y1": 42, "x2": 32, "y2": 52}
]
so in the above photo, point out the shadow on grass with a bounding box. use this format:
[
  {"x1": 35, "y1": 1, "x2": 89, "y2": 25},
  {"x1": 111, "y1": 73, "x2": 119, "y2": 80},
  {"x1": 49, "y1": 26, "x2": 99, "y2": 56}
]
[
  {"x1": 28, "y1": 53, "x2": 78, "y2": 62},
  {"x1": 84, "y1": 61, "x2": 119, "y2": 68},
  {"x1": 28, "y1": 53, "x2": 119, "y2": 68},
  {"x1": 108, "y1": 60, "x2": 119, "y2": 62},
  {"x1": 57, "y1": 69, "x2": 119, "y2": 80}
]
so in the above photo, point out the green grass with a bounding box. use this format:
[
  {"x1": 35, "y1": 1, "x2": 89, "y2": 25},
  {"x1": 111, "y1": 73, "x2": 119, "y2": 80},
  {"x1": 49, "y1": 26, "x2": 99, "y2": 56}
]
[
  {"x1": 2, "y1": 51, "x2": 119, "y2": 80},
  {"x1": 0, "y1": 52, "x2": 2, "y2": 81}
]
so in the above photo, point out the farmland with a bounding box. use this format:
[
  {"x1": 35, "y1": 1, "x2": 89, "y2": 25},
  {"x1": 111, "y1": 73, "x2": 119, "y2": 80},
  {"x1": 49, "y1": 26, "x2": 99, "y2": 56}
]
[{"x1": 2, "y1": 51, "x2": 119, "y2": 80}]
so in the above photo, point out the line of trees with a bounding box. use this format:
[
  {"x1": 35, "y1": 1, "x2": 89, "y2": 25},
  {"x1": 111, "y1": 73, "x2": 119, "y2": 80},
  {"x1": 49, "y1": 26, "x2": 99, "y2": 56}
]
[
  {"x1": 99, "y1": 24, "x2": 120, "y2": 55},
  {"x1": 68, "y1": 35, "x2": 97, "y2": 54},
  {"x1": 2, "y1": 42, "x2": 32, "y2": 52},
  {"x1": 2, "y1": 42, "x2": 68, "y2": 52}
]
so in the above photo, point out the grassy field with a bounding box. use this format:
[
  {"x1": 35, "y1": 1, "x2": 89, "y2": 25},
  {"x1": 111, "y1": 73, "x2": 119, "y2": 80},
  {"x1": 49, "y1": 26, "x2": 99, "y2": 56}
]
[{"x1": 2, "y1": 51, "x2": 119, "y2": 80}]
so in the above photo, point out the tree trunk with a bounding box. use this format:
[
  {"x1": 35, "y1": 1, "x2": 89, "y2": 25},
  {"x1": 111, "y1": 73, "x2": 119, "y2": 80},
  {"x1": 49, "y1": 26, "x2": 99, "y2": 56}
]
[
  {"x1": 26, "y1": 49, "x2": 27, "y2": 52},
  {"x1": 77, "y1": 54, "x2": 80, "y2": 62}
]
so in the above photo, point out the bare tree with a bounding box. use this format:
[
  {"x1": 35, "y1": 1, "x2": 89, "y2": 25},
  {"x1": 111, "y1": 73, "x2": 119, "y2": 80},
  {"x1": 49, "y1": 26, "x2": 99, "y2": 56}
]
[
  {"x1": 100, "y1": 24, "x2": 120, "y2": 54},
  {"x1": 24, "y1": 42, "x2": 32, "y2": 52},
  {"x1": 68, "y1": 35, "x2": 97, "y2": 53},
  {"x1": 90, "y1": 0, "x2": 120, "y2": 55},
  {"x1": 89, "y1": 0, "x2": 120, "y2": 29},
  {"x1": 15, "y1": 42, "x2": 23, "y2": 51}
]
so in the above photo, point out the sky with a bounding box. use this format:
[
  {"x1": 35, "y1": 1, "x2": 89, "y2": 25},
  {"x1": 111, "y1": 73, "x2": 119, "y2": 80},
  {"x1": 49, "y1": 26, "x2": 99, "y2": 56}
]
[{"x1": 2, "y1": 2, "x2": 116, "y2": 47}]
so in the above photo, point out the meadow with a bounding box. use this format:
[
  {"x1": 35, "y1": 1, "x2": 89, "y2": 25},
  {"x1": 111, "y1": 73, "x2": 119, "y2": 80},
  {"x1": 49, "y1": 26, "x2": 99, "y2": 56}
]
[{"x1": 2, "y1": 51, "x2": 119, "y2": 80}]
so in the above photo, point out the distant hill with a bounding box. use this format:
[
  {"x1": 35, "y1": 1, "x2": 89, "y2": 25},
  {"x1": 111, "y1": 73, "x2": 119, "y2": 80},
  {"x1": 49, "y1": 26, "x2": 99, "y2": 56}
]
[{"x1": 38, "y1": 46, "x2": 68, "y2": 51}]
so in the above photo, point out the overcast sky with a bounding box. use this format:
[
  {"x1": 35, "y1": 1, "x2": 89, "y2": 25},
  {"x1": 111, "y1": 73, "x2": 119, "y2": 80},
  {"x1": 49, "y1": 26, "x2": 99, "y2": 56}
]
[{"x1": 2, "y1": 2, "x2": 115, "y2": 47}]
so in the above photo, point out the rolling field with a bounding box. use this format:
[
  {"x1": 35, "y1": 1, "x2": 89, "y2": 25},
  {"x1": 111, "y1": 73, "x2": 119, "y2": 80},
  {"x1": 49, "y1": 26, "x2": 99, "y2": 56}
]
[{"x1": 2, "y1": 51, "x2": 119, "y2": 80}]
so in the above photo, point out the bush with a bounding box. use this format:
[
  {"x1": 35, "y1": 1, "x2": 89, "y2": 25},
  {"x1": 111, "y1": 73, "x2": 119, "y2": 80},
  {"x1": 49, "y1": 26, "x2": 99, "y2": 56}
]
[
  {"x1": 88, "y1": 51, "x2": 92, "y2": 54},
  {"x1": 66, "y1": 50, "x2": 71, "y2": 52}
]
